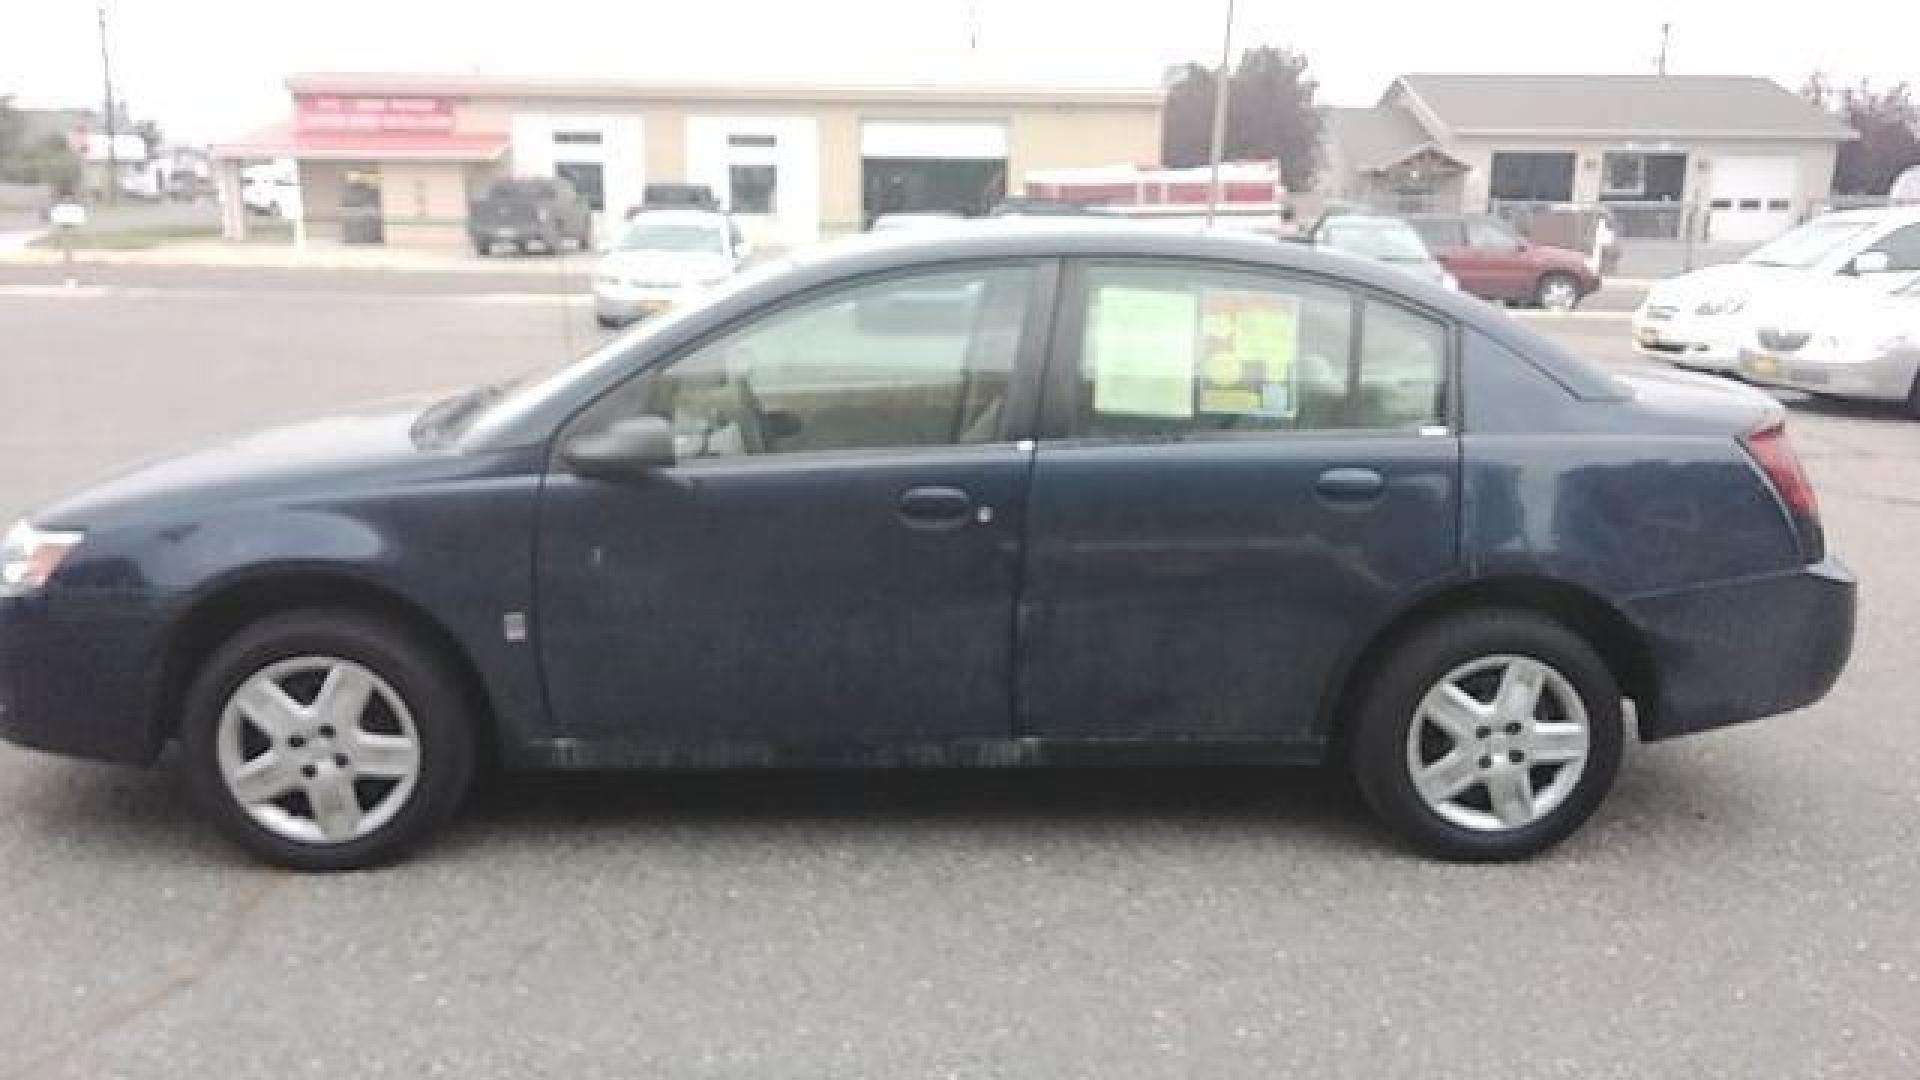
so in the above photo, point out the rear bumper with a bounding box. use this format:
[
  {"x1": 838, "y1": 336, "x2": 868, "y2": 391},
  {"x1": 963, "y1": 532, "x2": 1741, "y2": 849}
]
[
  {"x1": 1626, "y1": 558, "x2": 1856, "y2": 741},
  {"x1": 0, "y1": 593, "x2": 165, "y2": 765}
]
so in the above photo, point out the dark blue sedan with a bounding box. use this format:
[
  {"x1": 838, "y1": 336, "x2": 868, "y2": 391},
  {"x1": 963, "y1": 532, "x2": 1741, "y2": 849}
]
[{"x1": 0, "y1": 226, "x2": 1855, "y2": 869}]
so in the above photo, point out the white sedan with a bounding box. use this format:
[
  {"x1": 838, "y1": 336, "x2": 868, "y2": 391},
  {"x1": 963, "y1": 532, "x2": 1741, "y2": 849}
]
[
  {"x1": 1740, "y1": 279, "x2": 1920, "y2": 416},
  {"x1": 1633, "y1": 206, "x2": 1920, "y2": 372},
  {"x1": 593, "y1": 210, "x2": 745, "y2": 328}
]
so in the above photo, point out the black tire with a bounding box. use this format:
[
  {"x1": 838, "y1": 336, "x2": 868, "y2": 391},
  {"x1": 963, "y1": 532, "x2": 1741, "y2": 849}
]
[
  {"x1": 471, "y1": 238, "x2": 491, "y2": 257},
  {"x1": 179, "y1": 608, "x2": 476, "y2": 871},
  {"x1": 594, "y1": 313, "x2": 621, "y2": 329},
  {"x1": 1906, "y1": 371, "x2": 1920, "y2": 421},
  {"x1": 1348, "y1": 608, "x2": 1623, "y2": 861},
  {"x1": 1534, "y1": 271, "x2": 1581, "y2": 311}
]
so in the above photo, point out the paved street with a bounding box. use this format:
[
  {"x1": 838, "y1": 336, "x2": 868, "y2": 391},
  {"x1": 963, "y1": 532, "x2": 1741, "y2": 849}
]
[{"x1": 0, "y1": 266, "x2": 1916, "y2": 1077}]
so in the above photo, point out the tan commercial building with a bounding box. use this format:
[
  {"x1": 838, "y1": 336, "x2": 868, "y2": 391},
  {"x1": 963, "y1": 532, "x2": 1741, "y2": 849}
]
[{"x1": 212, "y1": 72, "x2": 1163, "y2": 250}]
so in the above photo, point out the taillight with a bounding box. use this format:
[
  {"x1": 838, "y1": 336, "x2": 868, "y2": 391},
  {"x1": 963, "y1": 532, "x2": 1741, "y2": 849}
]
[{"x1": 1740, "y1": 418, "x2": 1823, "y2": 560}]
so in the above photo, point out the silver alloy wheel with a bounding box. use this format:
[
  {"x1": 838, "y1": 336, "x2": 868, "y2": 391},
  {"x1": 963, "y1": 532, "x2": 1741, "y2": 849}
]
[
  {"x1": 1539, "y1": 276, "x2": 1579, "y2": 312},
  {"x1": 1404, "y1": 654, "x2": 1591, "y2": 832},
  {"x1": 216, "y1": 656, "x2": 421, "y2": 846}
]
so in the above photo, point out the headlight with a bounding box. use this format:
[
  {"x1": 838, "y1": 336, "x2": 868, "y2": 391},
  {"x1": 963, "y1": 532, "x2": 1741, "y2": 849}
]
[
  {"x1": 0, "y1": 521, "x2": 83, "y2": 597},
  {"x1": 1695, "y1": 294, "x2": 1748, "y2": 316}
]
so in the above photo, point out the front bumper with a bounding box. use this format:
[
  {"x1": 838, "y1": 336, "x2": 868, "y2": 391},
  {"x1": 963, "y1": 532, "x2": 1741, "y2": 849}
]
[
  {"x1": 0, "y1": 592, "x2": 166, "y2": 765},
  {"x1": 592, "y1": 284, "x2": 683, "y2": 324},
  {"x1": 1626, "y1": 558, "x2": 1856, "y2": 741},
  {"x1": 1631, "y1": 310, "x2": 1748, "y2": 372},
  {"x1": 1739, "y1": 346, "x2": 1917, "y2": 402}
]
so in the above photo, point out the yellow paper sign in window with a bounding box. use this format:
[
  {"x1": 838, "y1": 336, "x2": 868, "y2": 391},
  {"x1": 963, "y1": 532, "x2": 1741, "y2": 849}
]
[
  {"x1": 1088, "y1": 286, "x2": 1199, "y2": 419},
  {"x1": 1197, "y1": 289, "x2": 1301, "y2": 417}
]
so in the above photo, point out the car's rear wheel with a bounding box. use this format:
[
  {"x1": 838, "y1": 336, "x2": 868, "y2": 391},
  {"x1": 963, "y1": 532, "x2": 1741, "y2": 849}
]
[
  {"x1": 1905, "y1": 371, "x2": 1920, "y2": 420},
  {"x1": 1535, "y1": 272, "x2": 1581, "y2": 312},
  {"x1": 1349, "y1": 608, "x2": 1623, "y2": 860},
  {"x1": 180, "y1": 609, "x2": 475, "y2": 871}
]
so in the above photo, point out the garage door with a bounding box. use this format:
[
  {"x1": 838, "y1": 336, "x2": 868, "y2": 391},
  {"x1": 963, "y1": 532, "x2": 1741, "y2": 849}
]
[
  {"x1": 1709, "y1": 156, "x2": 1798, "y2": 246},
  {"x1": 860, "y1": 122, "x2": 1009, "y2": 224}
]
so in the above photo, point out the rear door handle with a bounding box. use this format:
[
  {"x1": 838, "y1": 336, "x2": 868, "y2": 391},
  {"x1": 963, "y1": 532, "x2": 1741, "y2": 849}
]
[
  {"x1": 897, "y1": 485, "x2": 973, "y2": 530},
  {"x1": 1314, "y1": 467, "x2": 1386, "y2": 503}
]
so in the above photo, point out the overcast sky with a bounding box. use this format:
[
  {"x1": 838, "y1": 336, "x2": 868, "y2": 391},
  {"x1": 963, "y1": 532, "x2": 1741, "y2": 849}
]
[{"x1": 4, "y1": 0, "x2": 1917, "y2": 142}]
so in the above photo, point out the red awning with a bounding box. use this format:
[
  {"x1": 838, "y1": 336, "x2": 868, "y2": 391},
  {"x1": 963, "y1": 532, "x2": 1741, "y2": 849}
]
[{"x1": 211, "y1": 122, "x2": 508, "y2": 162}]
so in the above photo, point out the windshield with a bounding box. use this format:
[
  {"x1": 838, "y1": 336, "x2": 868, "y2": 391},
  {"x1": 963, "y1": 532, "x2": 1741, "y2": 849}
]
[
  {"x1": 1322, "y1": 219, "x2": 1432, "y2": 262},
  {"x1": 1745, "y1": 219, "x2": 1873, "y2": 267},
  {"x1": 618, "y1": 217, "x2": 728, "y2": 253}
]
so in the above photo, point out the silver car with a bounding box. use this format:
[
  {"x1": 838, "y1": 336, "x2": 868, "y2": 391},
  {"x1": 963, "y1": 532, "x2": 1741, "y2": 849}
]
[
  {"x1": 1311, "y1": 215, "x2": 1459, "y2": 291},
  {"x1": 1741, "y1": 280, "x2": 1920, "y2": 417}
]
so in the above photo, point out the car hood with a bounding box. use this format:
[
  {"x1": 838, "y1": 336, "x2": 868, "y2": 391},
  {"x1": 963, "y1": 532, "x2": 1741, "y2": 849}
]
[
  {"x1": 1645, "y1": 262, "x2": 1804, "y2": 309},
  {"x1": 598, "y1": 249, "x2": 734, "y2": 284},
  {"x1": 33, "y1": 400, "x2": 444, "y2": 531}
]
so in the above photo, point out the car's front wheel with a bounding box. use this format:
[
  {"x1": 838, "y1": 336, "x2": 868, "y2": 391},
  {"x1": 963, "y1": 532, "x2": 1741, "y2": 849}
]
[
  {"x1": 1535, "y1": 272, "x2": 1582, "y2": 312},
  {"x1": 1349, "y1": 608, "x2": 1623, "y2": 860},
  {"x1": 180, "y1": 609, "x2": 475, "y2": 871}
]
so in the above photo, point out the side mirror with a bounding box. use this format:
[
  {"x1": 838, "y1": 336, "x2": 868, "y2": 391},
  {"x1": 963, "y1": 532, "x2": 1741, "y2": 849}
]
[
  {"x1": 562, "y1": 415, "x2": 675, "y2": 480},
  {"x1": 1852, "y1": 250, "x2": 1892, "y2": 275}
]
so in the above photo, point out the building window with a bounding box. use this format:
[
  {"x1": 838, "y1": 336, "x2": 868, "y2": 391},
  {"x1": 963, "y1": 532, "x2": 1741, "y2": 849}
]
[
  {"x1": 553, "y1": 130, "x2": 603, "y2": 145},
  {"x1": 555, "y1": 161, "x2": 605, "y2": 212},
  {"x1": 728, "y1": 133, "x2": 777, "y2": 148},
  {"x1": 1488, "y1": 153, "x2": 1575, "y2": 204},
  {"x1": 1602, "y1": 153, "x2": 1646, "y2": 197},
  {"x1": 730, "y1": 163, "x2": 778, "y2": 214}
]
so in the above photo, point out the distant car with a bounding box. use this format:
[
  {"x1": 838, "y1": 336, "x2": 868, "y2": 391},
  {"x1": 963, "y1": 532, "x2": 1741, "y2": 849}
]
[
  {"x1": 629, "y1": 184, "x2": 720, "y2": 216},
  {"x1": 1310, "y1": 214, "x2": 1457, "y2": 290},
  {"x1": 1741, "y1": 278, "x2": 1920, "y2": 416},
  {"x1": 1408, "y1": 214, "x2": 1600, "y2": 311},
  {"x1": 1633, "y1": 206, "x2": 1920, "y2": 372},
  {"x1": 469, "y1": 177, "x2": 593, "y2": 256},
  {"x1": 239, "y1": 166, "x2": 299, "y2": 218},
  {"x1": 592, "y1": 210, "x2": 743, "y2": 327},
  {"x1": 0, "y1": 226, "x2": 1853, "y2": 870}
]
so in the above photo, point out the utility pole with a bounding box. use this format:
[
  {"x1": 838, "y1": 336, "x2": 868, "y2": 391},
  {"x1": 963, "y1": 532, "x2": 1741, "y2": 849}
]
[
  {"x1": 1204, "y1": 0, "x2": 1235, "y2": 227},
  {"x1": 97, "y1": 0, "x2": 118, "y2": 204},
  {"x1": 1656, "y1": 21, "x2": 1672, "y2": 76}
]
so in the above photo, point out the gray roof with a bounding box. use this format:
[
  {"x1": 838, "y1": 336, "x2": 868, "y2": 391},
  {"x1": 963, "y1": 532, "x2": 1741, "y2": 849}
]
[
  {"x1": 1395, "y1": 73, "x2": 1854, "y2": 140},
  {"x1": 1324, "y1": 106, "x2": 1449, "y2": 172}
]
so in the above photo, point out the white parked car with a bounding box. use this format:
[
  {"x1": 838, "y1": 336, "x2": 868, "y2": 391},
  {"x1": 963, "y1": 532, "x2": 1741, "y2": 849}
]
[
  {"x1": 1632, "y1": 206, "x2": 1920, "y2": 371},
  {"x1": 240, "y1": 162, "x2": 300, "y2": 218},
  {"x1": 1739, "y1": 278, "x2": 1920, "y2": 416},
  {"x1": 593, "y1": 210, "x2": 745, "y2": 328}
]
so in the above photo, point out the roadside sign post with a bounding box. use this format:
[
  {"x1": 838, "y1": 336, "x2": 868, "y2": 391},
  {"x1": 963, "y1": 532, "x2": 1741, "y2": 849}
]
[{"x1": 50, "y1": 202, "x2": 87, "y2": 288}]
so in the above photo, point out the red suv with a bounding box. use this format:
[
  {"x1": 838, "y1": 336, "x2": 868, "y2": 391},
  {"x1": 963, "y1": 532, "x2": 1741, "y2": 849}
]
[{"x1": 1408, "y1": 214, "x2": 1601, "y2": 311}]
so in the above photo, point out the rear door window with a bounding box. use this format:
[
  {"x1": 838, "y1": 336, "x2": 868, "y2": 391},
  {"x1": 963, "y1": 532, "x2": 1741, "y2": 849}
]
[{"x1": 1057, "y1": 262, "x2": 1449, "y2": 440}]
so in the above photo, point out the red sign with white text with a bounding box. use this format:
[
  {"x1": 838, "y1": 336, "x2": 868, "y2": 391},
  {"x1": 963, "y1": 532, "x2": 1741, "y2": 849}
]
[{"x1": 296, "y1": 95, "x2": 455, "y2": 134}]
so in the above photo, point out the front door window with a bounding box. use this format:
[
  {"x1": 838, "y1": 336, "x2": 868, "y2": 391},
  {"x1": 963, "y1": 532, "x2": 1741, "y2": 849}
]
[{"x1": 571, "y1": 263, "x2": 1036, "y2": 458}]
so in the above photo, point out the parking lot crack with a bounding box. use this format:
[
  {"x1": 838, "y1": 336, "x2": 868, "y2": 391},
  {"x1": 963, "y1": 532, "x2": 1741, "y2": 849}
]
[{"x1": 4, "y1": 872, "x2": 287, "y2": 1080}]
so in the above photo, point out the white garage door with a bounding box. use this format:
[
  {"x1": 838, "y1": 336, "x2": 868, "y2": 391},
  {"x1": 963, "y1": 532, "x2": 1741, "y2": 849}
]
[{"x1": 1709, "y1": 156, "x2": 1798, "y2": 246}]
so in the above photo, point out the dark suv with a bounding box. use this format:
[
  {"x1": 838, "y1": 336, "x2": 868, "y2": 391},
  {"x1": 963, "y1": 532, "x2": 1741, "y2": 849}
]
[
  {"x1": 468, "y1": 177, "x2": 594, "y2": 256},
  {"x1": 1409, "y1": 214, "x2": 1600, "y2": 311}
]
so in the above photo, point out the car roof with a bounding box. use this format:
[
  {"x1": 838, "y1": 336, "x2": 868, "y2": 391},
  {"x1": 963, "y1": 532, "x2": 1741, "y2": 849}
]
[{"x1": 623, "y1": 208, "x2": 728, "y2": 225}]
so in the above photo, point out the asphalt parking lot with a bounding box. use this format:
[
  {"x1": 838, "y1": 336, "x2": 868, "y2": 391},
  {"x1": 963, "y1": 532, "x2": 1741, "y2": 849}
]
[{"x1": 1, "y1": 265, "x2": 1916, "y2": 1078}]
